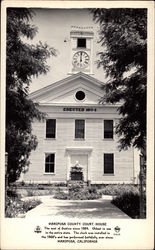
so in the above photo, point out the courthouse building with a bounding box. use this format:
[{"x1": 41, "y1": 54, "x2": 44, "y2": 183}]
[{"x1": 23, "y1": 10, "x2": 139, "y2": 184}]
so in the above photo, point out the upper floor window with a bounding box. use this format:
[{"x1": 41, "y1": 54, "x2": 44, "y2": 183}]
[
  {"x1": 46, "y1": 119, "x2": 56, "y2": 138},
  {"x1": 77, "y1": 38, "x2": 86, "y2": 48},
  {"x1": 45, "y1": 153, "x2": 55, "y2": 173},
  {"x1": 104, "y1": 153, "x2": 114, "y2": 174},
  {"x1": 75, "y1": 120, "x2": 85, "y2": 139},
  {"x1": 104, "y1": 120, "x2": 113, "y2": 139}
]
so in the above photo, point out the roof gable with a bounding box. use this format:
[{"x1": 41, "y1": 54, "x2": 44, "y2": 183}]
[{"x1": 30, "y1": 72, "x2": 105, "y2": 105}]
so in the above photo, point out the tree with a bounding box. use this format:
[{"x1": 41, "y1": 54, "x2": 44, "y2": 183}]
[
  {"x1": 91, "y1": 9, "x2": 147, "y2": 151},
  {"x1": 6, "y1": 8, "x2": 56, "y2": 183}
]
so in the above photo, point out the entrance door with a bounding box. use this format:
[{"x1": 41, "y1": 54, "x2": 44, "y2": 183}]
[{"x1": 70, "y1": 154, "x2": 88, "y2": 182}]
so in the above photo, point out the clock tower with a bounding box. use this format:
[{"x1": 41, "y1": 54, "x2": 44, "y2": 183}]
[{"x1": 69, "y1": 26, "x2": 94, "y2": 75}]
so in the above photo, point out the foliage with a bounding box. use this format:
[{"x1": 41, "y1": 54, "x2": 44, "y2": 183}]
[
  {"x1": 68, "y1": 181, "x2": 84, "y2": 191},
  {"x1": 26, "y1": 188, "x2": 54, "y2": 197},
  {"x1": 100, "y1": 184, "x2": 139, "y2": 196},
  {"x1": 6, "y1": 8, "x2": 56, "y2": 183},
  {"x1": 11, "y1": 182, "x2": 67, "y2": 188},
  {"x1": 5, "y1": 193, "x2": 41, "y2": 217},
  {"x1": 7, "y1": 188, "x2": 22, "y2": 199},
  {"x1": 9, "y1": 184, "x2": 64, "y2": 197},
  {"x1": 22, "y1": 198, "x2": 42, "y2": 212},
  {"x1": 54, "y1": 183, "x2": 102, "y2": 200},
  {"x1": 54, "y1": 191, "x2": 68, "y2": 200},
  {"x1": 112, "y1": 191, "x2": 141, "y2": 218},
  {"x1": 91, "y1": 9, "x2": 147, "y2": 150},
  {"x1": 71, "y1": 166, "x2": 83, "y2": 172}
]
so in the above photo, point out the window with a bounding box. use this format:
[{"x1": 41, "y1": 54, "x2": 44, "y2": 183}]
[
  {"x1": 77, "y1": 38, "x2": 86, "y2": 48},
  {"x1": 46, "y1": 119, "x2": 56, "y2": 138},
  {"x1": 104, "y1": 154, "x2": 114, "y2": 174},
  {"x1": 45, "y1": 153, "x2": 55, "y2": 173},
  {"x1": 75, "y1": 91, "x2": 85, "y2": 101},
  {"x1": 104, "y1": 120, "x2": 113, "y2": 139},
  {"x1": 75, "y1": 120, "x2": 85, "y2": 139}
]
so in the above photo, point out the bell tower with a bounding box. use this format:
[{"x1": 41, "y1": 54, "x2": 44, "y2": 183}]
[{"x1": 69, "y1": 26, "x2": 94, "y2": 75}]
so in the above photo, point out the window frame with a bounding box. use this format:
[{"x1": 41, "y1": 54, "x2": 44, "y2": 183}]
[
  {"x1": 75, "y1": 119, "x2": 85, "y2": 140},
  {"x1": 44, "y1": 153, "x2": 56, "y2": 174},
  {"x1": 103, "y1": 119, "x2": 114, "y2": 140},
  {"x1": 103, "y1": 153, "x2": 114, "y2": 175},
  {"x1": 75, "y1": 90, "x2": 86, "y2": 102},
  {"x1": 45, "y1": 119, "x2": 56, "y2": 139}
]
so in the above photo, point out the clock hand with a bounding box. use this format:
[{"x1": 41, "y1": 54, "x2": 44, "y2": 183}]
[{"x1": 80, "y1": 52, "x2": 82, "y2": 62}]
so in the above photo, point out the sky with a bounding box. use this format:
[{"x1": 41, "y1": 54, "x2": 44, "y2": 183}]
[{"x1": 27, "y1": 8, "x2": 107, "y2": 93}]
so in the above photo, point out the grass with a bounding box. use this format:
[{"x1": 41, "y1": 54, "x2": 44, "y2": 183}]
[
  {"x1": 99, "y1": 184, "x2": 143, "y2": 219},
  {"x1": 112, "y1": 191, "x2": 142, "y2": 218}
]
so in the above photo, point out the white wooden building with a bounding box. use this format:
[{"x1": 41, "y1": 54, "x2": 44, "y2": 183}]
[
  {"x1": 23, "y1": 24, "x2": 139, "y2": 184},
  {"x1": 23, "y1": 71, "x2": 139, "y2": 184}
]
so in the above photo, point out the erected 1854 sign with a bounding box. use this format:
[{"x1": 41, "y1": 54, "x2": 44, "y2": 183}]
[{"x1": 63, "y1": 107, "x2": 97, "y2": 112}]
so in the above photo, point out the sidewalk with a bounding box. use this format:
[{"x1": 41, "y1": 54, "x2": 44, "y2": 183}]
[{"x1": 24, "y1": 196, "x2": 130, "y2": 219}]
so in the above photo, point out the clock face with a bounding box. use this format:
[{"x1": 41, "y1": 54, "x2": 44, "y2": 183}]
[{"x1": 72, "y1": 51, "x2": 90, "y2": 69}]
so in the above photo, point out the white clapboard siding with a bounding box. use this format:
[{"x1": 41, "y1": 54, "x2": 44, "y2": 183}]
[{"x1": 24, "y1": 117, "x2": 134, "y2": 184}]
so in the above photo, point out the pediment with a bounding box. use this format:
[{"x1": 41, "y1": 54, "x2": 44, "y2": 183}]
[{"x1": 30, "y1": 72, "x2": 104, "y2": 105}]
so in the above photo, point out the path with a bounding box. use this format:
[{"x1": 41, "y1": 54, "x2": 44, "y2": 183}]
[{"x1": 24, "y1": 196, "x2": 130, "y2": 219}]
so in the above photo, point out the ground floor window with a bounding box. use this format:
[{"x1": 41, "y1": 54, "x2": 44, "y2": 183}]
[
  {"x1": 104, "y1": 153, "x2": 114, "y2": 174},
  {"x1": 45, "y1": 153, "x2": 55, "y2": 173}
]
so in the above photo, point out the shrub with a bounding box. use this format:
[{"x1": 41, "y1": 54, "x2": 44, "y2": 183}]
[
  {"x1": 21, "y1": 181, "x2": 25, "y2": 186},
  {"x1": 54, "y1": 182, "x2": 67, "y2": 187},
  {"x1": 88, "y1": 186, "x2": 98, "y2": 194},
  {"x1": 48, "y1": 189, "x2": 55, "y2": 195},
  {"x1": 81, "y1": 187, "x2": 101, "y2": 200},
  {"x1": 112, "y1": 191, "x2": 141, "y2": 218},
  {"x1": 101, "y1": 184, "x2": 139, "y2": 196},
  {"x1": 5, "y1": 196, "x2": 42, "y2": 218},
  {"x1": 68, "y1": 181, "x2": 84, "y2": 192},
  {"x1": 54, "y1": 191, "x2": 68, "y2": 200},
  {"x1": 54, "y1": 184, "x2": 102, "y2": 200},
  {"x1": 5, "y1": 196, "x2": 22, "y2": 217},
  {"x1": 27, "y1": 189, "x2": 40, "y2": 196},
  {"x1": 22, "y1": 199, "x2": 42, "y2": 212},
  {"x1": 26, "y1": 189, "x2": 55, "y2": 196},
  {"x1": 7, "y1": 188, "x2": 21, "y2": 199},
  {"x1": 27, "y1": 189, "x2": 35, "y2": 196}
]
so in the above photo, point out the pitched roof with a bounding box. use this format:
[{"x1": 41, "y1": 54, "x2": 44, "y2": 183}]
[{"x1": 30, "y1": 72, "x2": 104, "y2": 99}]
